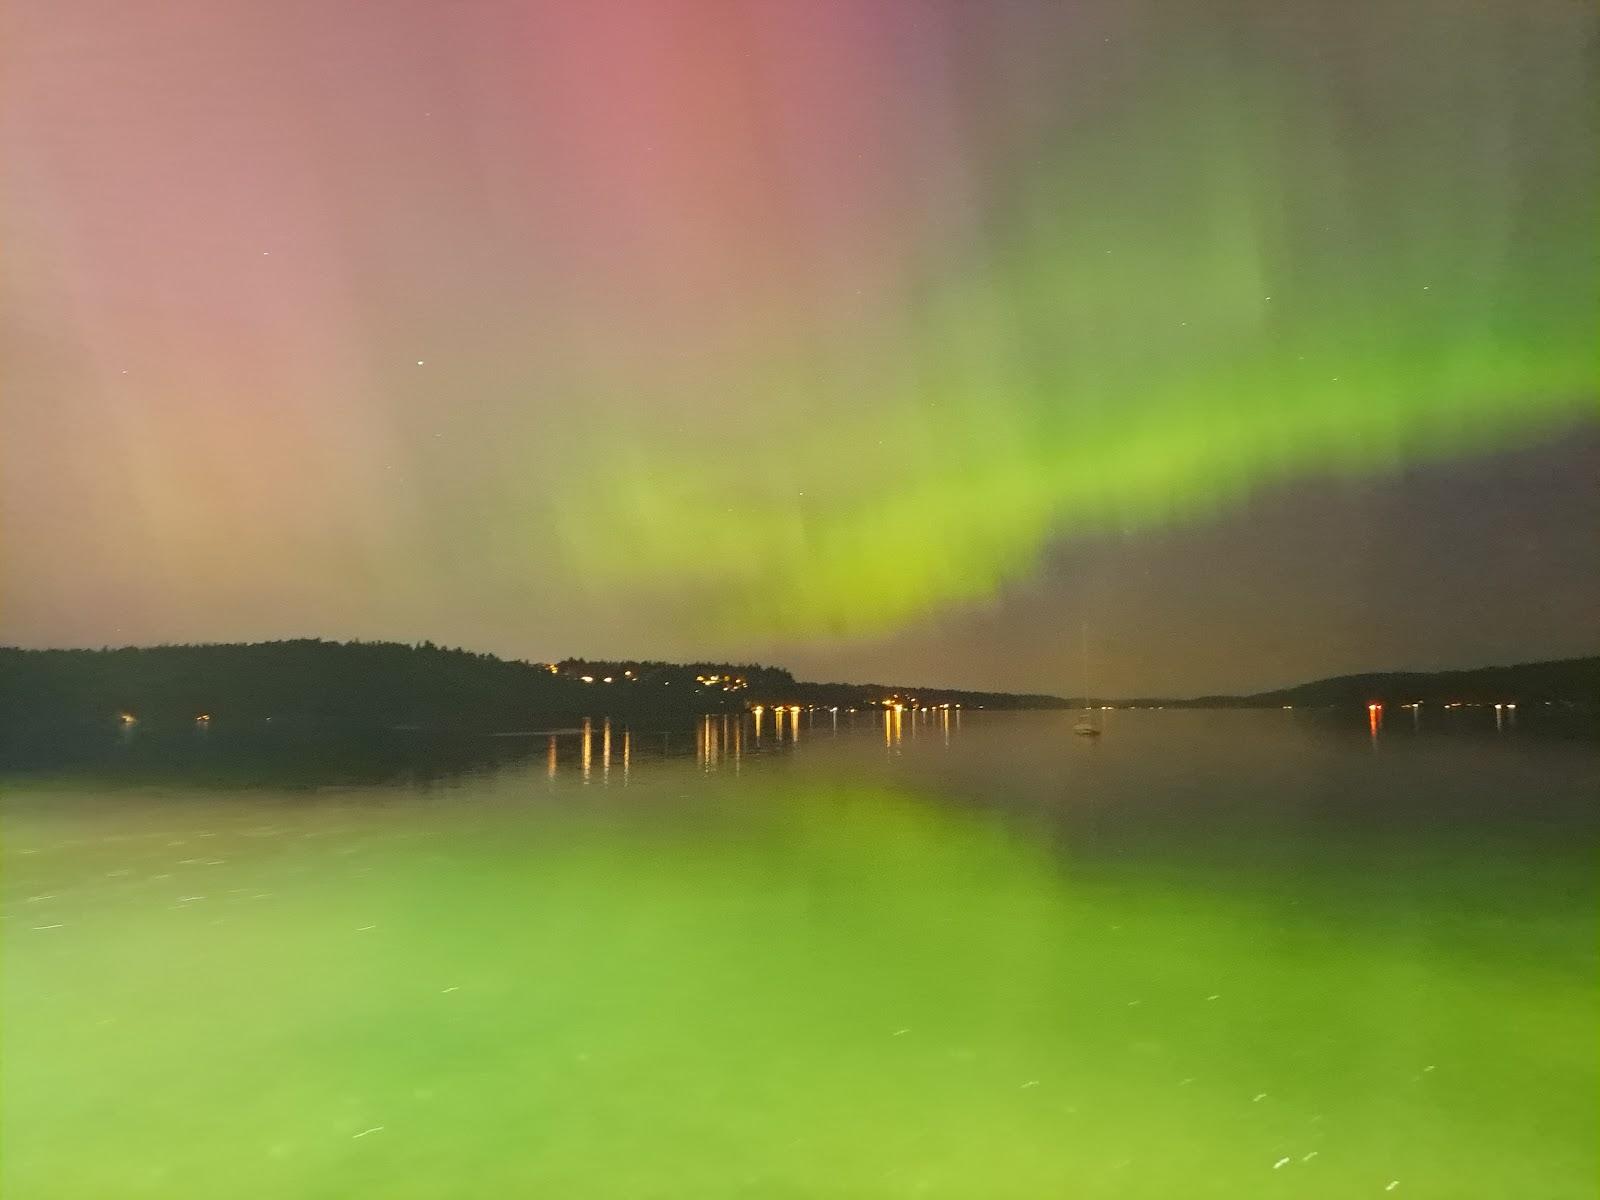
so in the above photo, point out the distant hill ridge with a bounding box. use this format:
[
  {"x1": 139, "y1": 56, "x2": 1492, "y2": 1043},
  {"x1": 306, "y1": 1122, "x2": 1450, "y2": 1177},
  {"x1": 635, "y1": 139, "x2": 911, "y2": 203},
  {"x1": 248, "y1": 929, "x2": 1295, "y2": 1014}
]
[
  {"x1": 0, "y1": 641, "x2": 1594, "y2": 737},
  {"x1": 1137, "y1": 656, "x2": 1600, "y2": 709},
  {"x1": 1256, "y1": 656, "x2": 1599, "y2": 707}
]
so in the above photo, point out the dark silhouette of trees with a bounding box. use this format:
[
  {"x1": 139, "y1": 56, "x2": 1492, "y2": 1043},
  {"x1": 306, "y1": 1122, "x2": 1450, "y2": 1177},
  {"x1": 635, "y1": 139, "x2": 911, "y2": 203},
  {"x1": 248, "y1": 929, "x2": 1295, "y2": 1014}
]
[{"x1": 0, "y1": 638, "x2": 1068, "y2": 747}]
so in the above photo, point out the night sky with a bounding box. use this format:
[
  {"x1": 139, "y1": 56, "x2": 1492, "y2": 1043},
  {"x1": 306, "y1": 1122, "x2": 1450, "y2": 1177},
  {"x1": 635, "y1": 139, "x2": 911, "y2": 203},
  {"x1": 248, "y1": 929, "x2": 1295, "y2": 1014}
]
[{"x1": 3, "y1": 1, "x2": 1595, "y2": 696}]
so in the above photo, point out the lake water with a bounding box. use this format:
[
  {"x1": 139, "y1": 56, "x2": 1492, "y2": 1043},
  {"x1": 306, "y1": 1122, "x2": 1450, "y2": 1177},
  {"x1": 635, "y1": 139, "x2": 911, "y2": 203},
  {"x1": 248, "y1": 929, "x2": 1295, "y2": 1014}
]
[{"x1": 3, "y1": 709, "x2": 1596, "y2": 1198}]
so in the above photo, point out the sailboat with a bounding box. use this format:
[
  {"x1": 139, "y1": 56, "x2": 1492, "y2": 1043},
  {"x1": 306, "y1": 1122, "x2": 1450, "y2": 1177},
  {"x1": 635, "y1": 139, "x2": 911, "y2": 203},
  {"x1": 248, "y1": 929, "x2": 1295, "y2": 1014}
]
[{"x1": 1072, "y1": 623, "x2": 1102, "y2": 737}]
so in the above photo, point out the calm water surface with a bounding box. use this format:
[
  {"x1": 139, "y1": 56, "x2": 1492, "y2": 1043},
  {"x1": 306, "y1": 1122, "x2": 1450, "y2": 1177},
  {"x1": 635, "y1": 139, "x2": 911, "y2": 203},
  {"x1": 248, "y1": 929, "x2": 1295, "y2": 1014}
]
[{"x1": 3, "y1": 710, "x2": 1596, "y2": 1198}]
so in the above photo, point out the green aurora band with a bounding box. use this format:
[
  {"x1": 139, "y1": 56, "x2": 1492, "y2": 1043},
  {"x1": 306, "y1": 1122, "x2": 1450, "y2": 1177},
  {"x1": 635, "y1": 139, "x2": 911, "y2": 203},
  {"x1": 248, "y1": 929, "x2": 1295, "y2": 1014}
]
[{"x1": 540, "y1": 38, "x2": 1596, "y2": 637}]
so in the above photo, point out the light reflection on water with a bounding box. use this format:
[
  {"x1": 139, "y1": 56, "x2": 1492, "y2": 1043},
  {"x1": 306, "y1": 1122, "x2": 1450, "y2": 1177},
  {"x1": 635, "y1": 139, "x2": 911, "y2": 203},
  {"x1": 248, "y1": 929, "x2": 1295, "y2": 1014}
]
[{"x1": 2, "y1": 709, "x2": 1596, "y2": 1199}]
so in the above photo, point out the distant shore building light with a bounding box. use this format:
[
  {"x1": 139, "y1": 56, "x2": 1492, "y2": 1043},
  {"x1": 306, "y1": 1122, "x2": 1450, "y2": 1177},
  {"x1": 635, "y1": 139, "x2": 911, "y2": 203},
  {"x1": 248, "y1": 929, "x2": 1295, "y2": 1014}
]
[
  {"x1": 580, "y1": 675, "x2": 595, "y2": 683},
  {"x1": 119, "y1": 712, "x2": 137, "y2": 724}
]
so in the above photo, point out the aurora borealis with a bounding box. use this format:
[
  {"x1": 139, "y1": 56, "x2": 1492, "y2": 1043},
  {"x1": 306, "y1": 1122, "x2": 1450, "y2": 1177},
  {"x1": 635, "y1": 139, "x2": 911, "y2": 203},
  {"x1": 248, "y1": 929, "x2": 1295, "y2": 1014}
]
[{"x1": 3, "y1": 0, "x2": 1596, "y2": 693}]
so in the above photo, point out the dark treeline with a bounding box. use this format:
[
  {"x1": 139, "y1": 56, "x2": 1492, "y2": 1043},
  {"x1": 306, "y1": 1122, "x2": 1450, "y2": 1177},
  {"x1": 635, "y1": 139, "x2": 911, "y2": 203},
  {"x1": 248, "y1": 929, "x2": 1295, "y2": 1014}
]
[{"x1": 0, "y1": 639, "x2": 1068, "y2": 749}]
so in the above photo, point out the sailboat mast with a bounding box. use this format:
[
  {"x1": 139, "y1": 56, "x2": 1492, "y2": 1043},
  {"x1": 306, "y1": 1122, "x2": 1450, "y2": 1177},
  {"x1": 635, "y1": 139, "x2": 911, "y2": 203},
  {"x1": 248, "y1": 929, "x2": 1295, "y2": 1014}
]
[
  {"x1": 1081, "y1": 621, "x2": 1089, "y2": 711},
  {"x1": 1073, "y1": 621, "x2": 1103, "y2": 735}
]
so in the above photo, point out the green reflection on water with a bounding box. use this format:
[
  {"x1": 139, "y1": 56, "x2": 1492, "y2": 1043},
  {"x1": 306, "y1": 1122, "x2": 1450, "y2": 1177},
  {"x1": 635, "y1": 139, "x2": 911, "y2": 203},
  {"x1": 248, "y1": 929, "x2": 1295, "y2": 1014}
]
[{"x1": 3, "y1": 715, "x2": 1595, "y2": 1198}]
